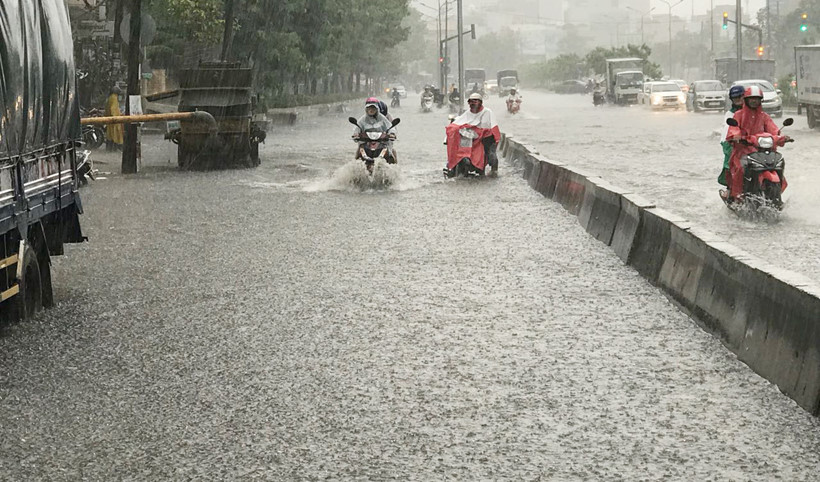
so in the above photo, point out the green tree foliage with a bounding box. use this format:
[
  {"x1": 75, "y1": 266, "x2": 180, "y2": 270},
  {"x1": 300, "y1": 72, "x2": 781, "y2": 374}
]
[
  {"x1": 144, "y1": 0, "x2": 412, "y2": 100},
  {"x1": 520, "y1": 54, "x2": 583, "y2": 87},
  {"x1": 585, "y1": 44, "x2": 661, "y2": 78}
]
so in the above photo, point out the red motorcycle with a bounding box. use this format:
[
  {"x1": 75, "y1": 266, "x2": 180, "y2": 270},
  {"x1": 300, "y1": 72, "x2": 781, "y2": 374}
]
[
  {"x1": 725, "y1": 117, "x2": 794, "y2": 210},
  {"x1": 506, "y1": 98, "x2": 521, "y2": 115},
  {"x1": 444, "y1": 123, "x2": 493, "y2": 177}
]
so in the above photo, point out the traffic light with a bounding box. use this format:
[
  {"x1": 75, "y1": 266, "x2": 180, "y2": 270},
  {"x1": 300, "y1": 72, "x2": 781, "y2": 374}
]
[
  {"x1": 801, "y1": 13, "x2": 808, "y2": 32},
  {"x1": 722, "y1": 12, "x2": 728, "y2": 30},
  {"x1": 439, "y1": 57, "x2": 444, "y2": 63},
  {"x1": 757, "y1": 45, "x2": 764, "y2": 57}
]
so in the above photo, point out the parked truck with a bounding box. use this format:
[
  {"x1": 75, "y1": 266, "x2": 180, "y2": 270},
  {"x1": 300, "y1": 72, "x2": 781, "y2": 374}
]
[
  {"x1": 714, "y1": 58, "x2": 776, "y2": 85},
  {"x1": 605, "y1": 58, "x2": 644, "y2": 105},
  {"x1": 0, "y1": 0, "x2": 85, "y2": 320},
  {"x1": 795, "y1": 45, "x2": 820, "y2": 128}
]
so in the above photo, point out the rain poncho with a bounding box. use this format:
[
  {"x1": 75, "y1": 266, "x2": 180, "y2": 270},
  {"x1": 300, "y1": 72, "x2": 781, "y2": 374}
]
[
  {"x1": 451, "y1": 106, "x2": 500, "y2": 143},
  {"x1": 353, "y1": 112, "x2": 394, "y2": 136},
  {"x1": 718, "y1": 103, "x2": 741, "y2": 186},
  {"x1": 104, "y1": 93, "x2": 124, "y2": 145},
  {"x1": 726, "y1": 103, "x2": 785, "y2": 199}
]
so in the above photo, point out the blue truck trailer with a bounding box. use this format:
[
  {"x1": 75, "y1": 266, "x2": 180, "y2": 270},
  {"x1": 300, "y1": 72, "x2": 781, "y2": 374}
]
[{"x1": 0, "y1": 0, "x2": 85, "y2": 320}]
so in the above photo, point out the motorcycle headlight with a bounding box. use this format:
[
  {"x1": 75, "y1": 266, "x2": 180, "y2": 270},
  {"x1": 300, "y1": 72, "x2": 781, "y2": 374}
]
[
  {"x1": 678, "y1": 93, "x2": 686, "y2": 103},
  {"x1": 758, "y1": 137, "x2": 774, "y2": 149}
]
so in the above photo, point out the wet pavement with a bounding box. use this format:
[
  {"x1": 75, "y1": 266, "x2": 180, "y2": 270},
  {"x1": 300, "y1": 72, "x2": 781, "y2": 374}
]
[
  {"x1": 1, "y1": 101, "x2": 819, "y2": 479},
  {"x1": 501, "y1": 90, "x2": 820, "y2": 284}
]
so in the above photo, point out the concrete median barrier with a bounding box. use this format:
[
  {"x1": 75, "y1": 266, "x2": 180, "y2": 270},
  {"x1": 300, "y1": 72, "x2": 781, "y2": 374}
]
[
  {"x1": 500, "y1": 131, "x2": 820, "y2": 416},
  {"x1": 532, "y1": 156, "x2": 565, "y2": 198},
  {"x1": 552, "y1": 166, "x2": 592, "y2": 215},
  {"x1": 578, "y1": 179, "x2": 630, "y2": 246},
  {"x1": 611, "y1": 193, "x2": 655, "y2": 263}
]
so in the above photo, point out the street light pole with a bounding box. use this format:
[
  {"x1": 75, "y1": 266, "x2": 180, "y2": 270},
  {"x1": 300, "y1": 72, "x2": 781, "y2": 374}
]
[
  {"x1": 659, "y1": 0, "x2": 683, "y2": 78},
  {"x1": 417, "y1": 2, "x2": 444, "y2": 90},
  {"x1": 626, "y1": 6, "x2": 655, "y2": 45},
  {"x1": 457, "y1": 0, "x2": 464, "y2": 111}
]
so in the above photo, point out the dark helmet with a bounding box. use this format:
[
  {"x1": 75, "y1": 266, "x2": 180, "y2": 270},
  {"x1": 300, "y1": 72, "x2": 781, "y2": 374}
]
[{"x1": 728, "y1": 85, "x2": 745, "y2": 99}]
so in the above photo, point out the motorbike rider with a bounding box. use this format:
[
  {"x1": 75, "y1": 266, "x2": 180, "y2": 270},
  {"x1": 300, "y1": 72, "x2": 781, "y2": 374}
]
[
  {"x1": 391, "y1": 88, "x2": 401, "y2": 107},
  {"x1": 447, "y1": 92, "x2": 501, "y2": 176},
  {"x1": 420, "y1": 86, "x2": 434, "y2": 108},
  {"x1": 353, "y1": 98, "x2": 397, "y2": 163},
  {"x1": 449, "y1": 87, "x2": 461, "y2": 104},
  {"x1": 506, "y1": 87, "x2": 522, "y2": 111},
  {"x1": 718, "y1": 85, "x2": 746, "y2": 193},
  {"x1": 725, "y1": 85, "x2": 790, "y2": 202}
]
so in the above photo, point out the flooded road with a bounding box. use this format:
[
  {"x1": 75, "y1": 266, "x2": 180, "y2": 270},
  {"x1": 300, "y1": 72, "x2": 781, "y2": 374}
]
[
  {"x1": 500, "y1": 90, "x2": 820, "y2": 284},
  {"x1": 1, "y1": 100, "x2": 819, "y2": 479}
]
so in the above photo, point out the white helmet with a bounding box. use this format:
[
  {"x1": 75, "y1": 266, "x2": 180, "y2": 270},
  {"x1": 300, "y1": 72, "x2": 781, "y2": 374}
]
[
  {"x1": 744, "y1": 85, "x2": 764, "y2": 99},
  {"x1": 468, "y1": 92, "x2": 483, "y2": 102}
]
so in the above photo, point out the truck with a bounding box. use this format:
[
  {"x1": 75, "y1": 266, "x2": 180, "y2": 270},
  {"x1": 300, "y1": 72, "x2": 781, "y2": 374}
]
[
  {"x1": 465, "y1": 68, "x2": 486, "y2": 96},
  {"x1": 714, "y1": 58, "x2": 776, "y2": 85},
  {"x1": 167, "y1": 61, "x2": 266, "y2": 169},
  {"x1": 0, "y1": 0, "x2": 85, "y2": 320},
  {"x1": 605, "y1": 58, "x2": 644, "y2": 105},
  {"x1": 497, "y1": 69, "x2": 519, "y2": 97},
  {"x1": 794, "y1": 46, "x2": 820, "y2": 128}
]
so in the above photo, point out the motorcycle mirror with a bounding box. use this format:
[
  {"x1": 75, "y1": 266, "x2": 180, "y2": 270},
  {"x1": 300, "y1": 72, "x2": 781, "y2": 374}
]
[
  {"x1": 782, "y1": 117, "x2": 794, "y2": 127},
  {"x1": 725, "y1": 118, "x2": 739, "y2": 127},
  {"x1": 391, "y1": 118, "x2": 401, "y2": 127},
  {"x1": 348, "y1": 117, "x2": 358, "y2": 125}
]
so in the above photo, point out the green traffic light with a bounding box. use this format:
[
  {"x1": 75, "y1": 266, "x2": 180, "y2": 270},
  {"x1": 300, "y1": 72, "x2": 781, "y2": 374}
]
[
  {"x1": 801, "y1": 24, "x2": 808, "y2": 32},
  {"x1": 722, "y1": 24, "x2": 728, "y2": 30}
]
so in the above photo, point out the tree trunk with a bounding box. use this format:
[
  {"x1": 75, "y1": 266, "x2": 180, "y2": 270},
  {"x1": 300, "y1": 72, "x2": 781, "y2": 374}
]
[
  {"x1": 355, "y1": 72, "x2": 361, "y2": 93},
  {"x1": 221, "y1": 0, "x2": 236, "y2": 61},
  {"x1": 122, "y1": 0, "x2": 141, "y2": 174}
]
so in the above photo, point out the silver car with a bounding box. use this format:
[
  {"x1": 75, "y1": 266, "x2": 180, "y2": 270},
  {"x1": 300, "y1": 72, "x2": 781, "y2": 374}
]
[
  {"x1": 731, "y1": 79, "x2": 783, "y2": 117},
  {"x1": 687, "y1": 80, "x2": 726, "y2": 112}
]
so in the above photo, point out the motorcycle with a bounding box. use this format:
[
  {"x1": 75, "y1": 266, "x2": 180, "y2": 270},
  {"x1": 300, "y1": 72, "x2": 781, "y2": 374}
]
[
  {"x1": 506, "y1": 98, "x2": 521, "y2": 115},
  {"x1": 593, "y1": 90, "x2": 606, "y2": 106},
  {"x1": 421, "y1": 95, "x2": 434, "y2": 113},
  {"x1": 348, "y1": 117, "x2": 401, "y2": 174},
  {"x1": 391, "y1": 93, "x2": 401, "y2": 108},
  {"x1": 724, "y1": 117, "x2": 794, "y2": 210},
  {"x1": 443, "y1": 121, "x2": 492, "y2": 178},
  {"x1": 76, "y1": 150, "x2": 95, "y2": 186},
  {"x1": 80, "y1": 107, "x2": 106, "y2": 149},
  {"x1": 449, "y1": 94, "x2": 461, "y2": 114}
]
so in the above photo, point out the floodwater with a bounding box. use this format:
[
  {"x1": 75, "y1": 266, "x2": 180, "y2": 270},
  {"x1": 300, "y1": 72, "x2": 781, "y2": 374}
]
[
  {"x1": 504, "y1": 90, "x2": 820, "y2": 284},
  {"x1": 0, "y1": 97, "x2": 819, "y2": 479}
]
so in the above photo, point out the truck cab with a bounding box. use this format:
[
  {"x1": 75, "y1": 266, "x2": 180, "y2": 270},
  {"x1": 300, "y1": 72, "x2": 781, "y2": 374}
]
[{"x1": 614, "y1": 71, "x2": 644, "y2": 104}]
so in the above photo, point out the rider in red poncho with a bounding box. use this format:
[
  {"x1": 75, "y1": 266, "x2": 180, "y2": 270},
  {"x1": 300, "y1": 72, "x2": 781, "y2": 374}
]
[{"x1": 725, "y1": 85, "x2": 790, "y2": 201}]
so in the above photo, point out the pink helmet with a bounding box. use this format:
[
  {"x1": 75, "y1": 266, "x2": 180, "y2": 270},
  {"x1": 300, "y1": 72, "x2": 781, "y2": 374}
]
[{"x1": 365, "y1": 97, "x2": 380, "y2": 107}]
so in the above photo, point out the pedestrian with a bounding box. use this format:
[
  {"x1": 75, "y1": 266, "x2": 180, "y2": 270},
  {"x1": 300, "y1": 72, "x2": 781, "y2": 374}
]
[{"x1": 104, "y1": 87, "x2": 124, "y2": 151}]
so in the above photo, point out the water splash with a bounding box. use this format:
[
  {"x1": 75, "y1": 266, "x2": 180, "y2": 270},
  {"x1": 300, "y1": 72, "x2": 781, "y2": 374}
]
[{"x1": 305, "y1": 159, "x2": 421, "y2": 192}]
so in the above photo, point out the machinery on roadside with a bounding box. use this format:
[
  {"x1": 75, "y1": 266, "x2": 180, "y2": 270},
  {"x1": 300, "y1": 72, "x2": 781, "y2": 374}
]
[{"x1": 166, "y1": 61, "x2": 267, "y2": 169}]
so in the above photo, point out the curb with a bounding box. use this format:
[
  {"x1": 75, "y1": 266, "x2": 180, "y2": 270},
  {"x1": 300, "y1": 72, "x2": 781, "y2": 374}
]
[
  {"x1": 267, "y1": 98, "x2": 364, "y2": 125},
  {"x1": 503, "y1": 135, "x2": 820, "y2": 417}
]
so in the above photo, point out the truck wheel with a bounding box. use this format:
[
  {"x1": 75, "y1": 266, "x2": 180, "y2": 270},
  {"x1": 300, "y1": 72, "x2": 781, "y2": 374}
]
[
  {"x1": 808, "y1": 108, "x2": 817, "y2": 129},
  {"x1": 9, "y1": 247, "x2": 43, "y2": 322}
]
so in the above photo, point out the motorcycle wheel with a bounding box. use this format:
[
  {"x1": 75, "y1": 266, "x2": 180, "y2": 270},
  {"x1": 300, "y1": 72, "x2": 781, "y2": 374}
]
[{"x1": 763, "y1": 180, "x2": 783, "y2": 209}]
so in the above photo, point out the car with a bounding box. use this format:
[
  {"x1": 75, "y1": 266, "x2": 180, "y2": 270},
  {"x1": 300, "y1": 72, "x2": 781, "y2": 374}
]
[
  {"x1": 638, "y1": 81, "x2": 660, "y2": 105},
  {"x1": 393, "y1": 85, "x2": 407, "y2": 98},
  {"x1": 687, "y1": 80, "x2": 726, "y2": 112},
  {"x1": 554, "y1": 79, "x2": 588, "y2": 94},
  {"x1": 644, "y1": 81, "x2": 686, "y2": 110},
  {"x1": 484, "y1": 79, "x2": 498, "y2": 94},
  {"x1": 731, "y1": 79, "x2": 783, "y2": 117},
  {"x1": 670, "y1": 79, "x2": 689, "y2": 94}
]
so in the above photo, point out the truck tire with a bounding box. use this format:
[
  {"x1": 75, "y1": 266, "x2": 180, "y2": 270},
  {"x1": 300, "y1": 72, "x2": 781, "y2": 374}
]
[
  {"x1": 9, "y1": 246, "x2": 43, "y2": 322},
  {"x1": 808, "y1": 107, "x2": 817, "y2": 129}
]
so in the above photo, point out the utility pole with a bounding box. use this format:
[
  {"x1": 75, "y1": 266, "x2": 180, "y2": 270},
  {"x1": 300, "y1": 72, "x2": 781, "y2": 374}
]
[
  {"x1": 660, "y1": 0, "x2": 683, "y2": 78},
  {"x1": 736, "y1": 0, "x2": 742, "y2": 80},
  {"x1": 457, "y1": 0, "x2": 464, "y2": 112},
  {"x1": 710, "y1": 0, "x2": 715, "y2": 53},
  {"x1": 122, "y1": 0, "x2": 141, "y2": 174},
  {"x1": 221, "y1": 0, "x2": 236, "y2": 61}
]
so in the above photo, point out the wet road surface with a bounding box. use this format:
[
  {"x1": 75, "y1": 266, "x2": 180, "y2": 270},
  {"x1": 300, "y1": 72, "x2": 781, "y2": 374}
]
[
  {"x1": 500, "y1": 90, "x2": 820, "y2": 284},
  {"x1": 1, "y1": 101, "x2": 819, "y2": 479}
]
